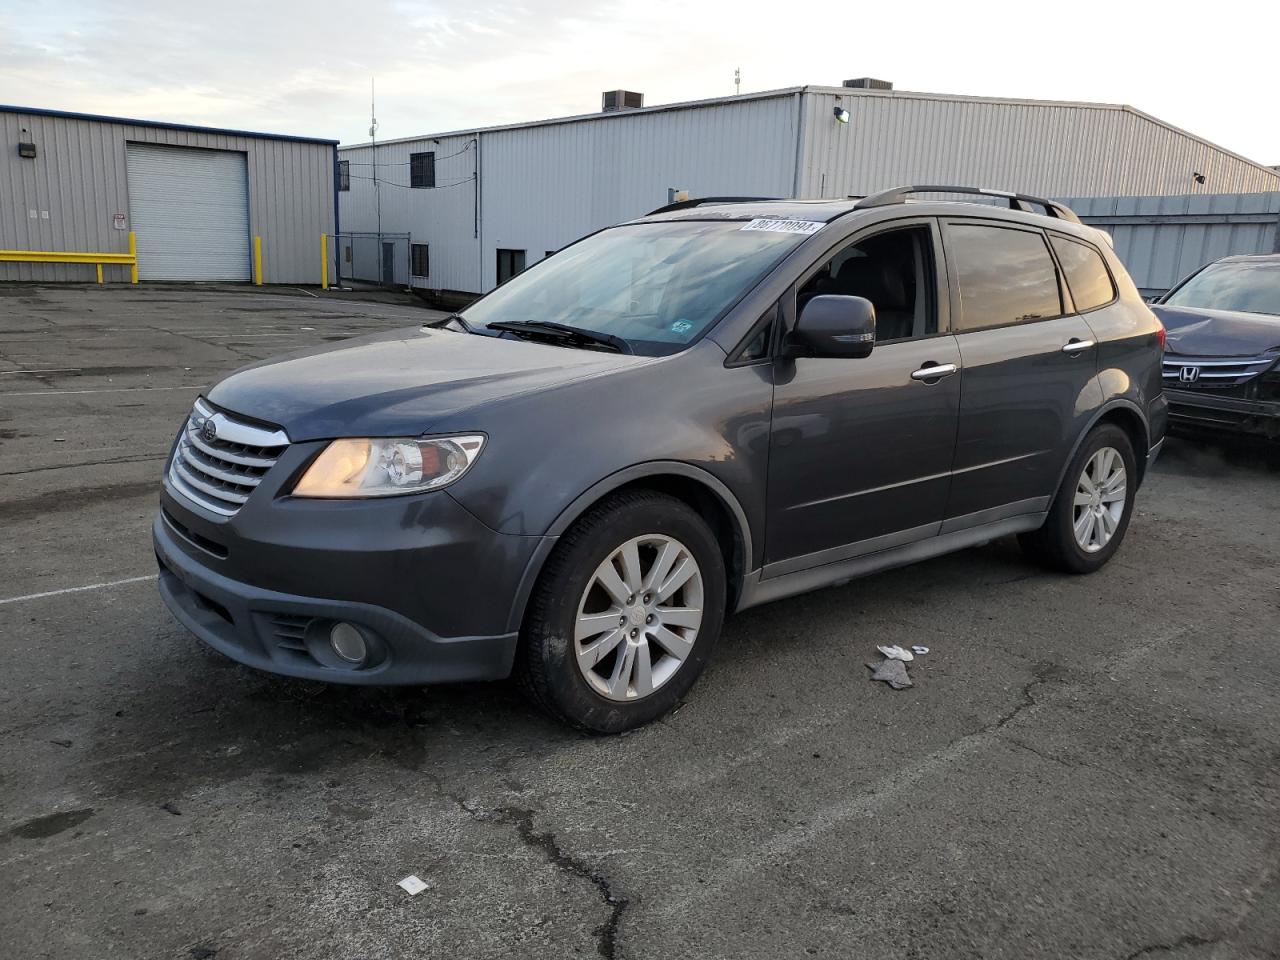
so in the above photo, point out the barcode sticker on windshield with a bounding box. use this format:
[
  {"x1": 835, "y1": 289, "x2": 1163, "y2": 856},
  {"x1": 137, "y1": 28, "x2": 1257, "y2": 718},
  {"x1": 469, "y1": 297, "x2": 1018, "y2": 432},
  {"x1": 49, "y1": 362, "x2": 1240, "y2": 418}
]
[{"x1": 740, "y1": 218, "x2": 824, "y2": 235}]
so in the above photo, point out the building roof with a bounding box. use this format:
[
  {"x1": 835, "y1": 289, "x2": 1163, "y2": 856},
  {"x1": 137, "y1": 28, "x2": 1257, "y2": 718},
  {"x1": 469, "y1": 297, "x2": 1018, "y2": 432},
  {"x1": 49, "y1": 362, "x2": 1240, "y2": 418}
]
[{"x1": 0, "y1": 104, "x2": 338, "y2": 145}]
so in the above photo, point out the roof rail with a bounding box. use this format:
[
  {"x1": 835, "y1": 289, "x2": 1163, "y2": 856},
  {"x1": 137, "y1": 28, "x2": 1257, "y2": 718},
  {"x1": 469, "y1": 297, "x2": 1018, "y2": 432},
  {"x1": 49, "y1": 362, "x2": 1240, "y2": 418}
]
[
  {"x1": 853, "y1": 185, "x2": 1082, "y2": 224},
  {"x1": 646, "y1": 196, "x2": 780, "y2": 216}
]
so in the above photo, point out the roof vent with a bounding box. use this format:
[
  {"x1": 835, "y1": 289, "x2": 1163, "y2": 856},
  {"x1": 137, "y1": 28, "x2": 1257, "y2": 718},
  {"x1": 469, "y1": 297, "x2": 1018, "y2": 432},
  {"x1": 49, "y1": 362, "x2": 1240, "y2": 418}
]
[
  {"x1": 602, "y1": 90, "x2": 644, "y2": 112},
  {"x1": 843, "y1": 78, "x2": 893, "y2": 90}
]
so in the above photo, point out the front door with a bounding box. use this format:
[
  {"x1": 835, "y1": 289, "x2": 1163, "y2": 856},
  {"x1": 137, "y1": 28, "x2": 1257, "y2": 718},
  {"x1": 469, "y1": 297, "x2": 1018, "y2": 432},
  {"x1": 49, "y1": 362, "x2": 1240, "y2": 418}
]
[
  {"x1": 764, "y1": 221, "x2": 962, "y2": 575},
  {"x1": 382, "y1": 242, "x2": 395, "y2": 284},
  {"x1": 940, "y1": 220, "x2": 1103, "y2": 526}
]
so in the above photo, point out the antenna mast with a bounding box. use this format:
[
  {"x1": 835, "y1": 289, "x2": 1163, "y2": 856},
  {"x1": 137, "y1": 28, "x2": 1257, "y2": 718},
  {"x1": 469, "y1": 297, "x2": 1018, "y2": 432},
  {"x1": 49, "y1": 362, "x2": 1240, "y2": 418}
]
[{"x1": 370, "y1": 77, "x2": 381, "y2": 239}]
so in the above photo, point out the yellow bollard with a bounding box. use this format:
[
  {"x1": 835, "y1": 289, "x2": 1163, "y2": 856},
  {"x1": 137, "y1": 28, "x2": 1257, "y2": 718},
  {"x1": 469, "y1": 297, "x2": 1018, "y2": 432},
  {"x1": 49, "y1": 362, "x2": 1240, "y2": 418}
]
[
  {"x1": 320, "y1": 234, "x2": 329, "y2": 291},
  {"x1": 95, "y1": 264, "x2": 103, "y2": 284},
  {"x1": 253, "y1": 236, "x2": 263, "y2": 286},
  {"x1": 128, "y1": 232, "x2": 139, "y2": 284}
]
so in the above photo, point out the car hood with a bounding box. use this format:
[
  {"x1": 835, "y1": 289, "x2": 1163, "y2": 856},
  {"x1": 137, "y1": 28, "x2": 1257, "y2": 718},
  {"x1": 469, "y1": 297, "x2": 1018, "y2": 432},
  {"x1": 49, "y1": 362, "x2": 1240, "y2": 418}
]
[
  {"x1": 206, "y1": 326, "x2": 646, "y2": 440},
  {"x1": 1154, "y1": 304, "x2": 1280, "y2": 358}
]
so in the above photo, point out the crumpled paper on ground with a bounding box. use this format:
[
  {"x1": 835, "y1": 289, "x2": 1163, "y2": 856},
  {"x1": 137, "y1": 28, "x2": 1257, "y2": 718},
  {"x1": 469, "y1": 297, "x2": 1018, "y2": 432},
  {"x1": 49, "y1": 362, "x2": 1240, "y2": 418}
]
[{"x1": 866, "y1": 657, "x2": 913, "y2": 690}]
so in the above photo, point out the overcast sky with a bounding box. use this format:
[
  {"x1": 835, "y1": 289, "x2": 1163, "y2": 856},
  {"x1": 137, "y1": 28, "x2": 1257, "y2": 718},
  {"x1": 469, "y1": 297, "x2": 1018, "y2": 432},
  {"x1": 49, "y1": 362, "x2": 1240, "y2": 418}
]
[{"x1": 3, "y1": 0, "x2": 1276, "y2": 165}]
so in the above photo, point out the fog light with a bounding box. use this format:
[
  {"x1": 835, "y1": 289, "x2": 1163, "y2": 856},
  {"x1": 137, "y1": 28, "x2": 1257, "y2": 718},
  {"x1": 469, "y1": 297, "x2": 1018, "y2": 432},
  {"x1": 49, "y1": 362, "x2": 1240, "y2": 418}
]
[{"x1": 329, "y1": 622, "x2": 367, "y2": 664}]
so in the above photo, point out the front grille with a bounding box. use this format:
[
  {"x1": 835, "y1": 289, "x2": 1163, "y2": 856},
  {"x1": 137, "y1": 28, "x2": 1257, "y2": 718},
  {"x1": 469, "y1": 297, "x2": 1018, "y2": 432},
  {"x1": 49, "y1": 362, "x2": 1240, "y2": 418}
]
[
  {"x1": 1162, "y1": 353, "x2": 1279, "y2": 393},
  {"x1": 167, "y1": 398, "x2": 289, "y2": 517}
]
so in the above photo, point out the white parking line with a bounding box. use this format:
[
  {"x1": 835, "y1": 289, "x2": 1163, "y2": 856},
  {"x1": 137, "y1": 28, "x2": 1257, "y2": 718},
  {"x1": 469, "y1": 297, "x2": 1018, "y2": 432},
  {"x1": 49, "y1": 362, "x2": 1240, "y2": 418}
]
[
  {"x1": 0, "y1": 368, "x2": 82, "y2": 375},
  {"x1": 0, "y1": 575, "x2": 157, "y2": 606},
  {"x1": 0, "y1": 385, "x2": 203, "y2": 398}
]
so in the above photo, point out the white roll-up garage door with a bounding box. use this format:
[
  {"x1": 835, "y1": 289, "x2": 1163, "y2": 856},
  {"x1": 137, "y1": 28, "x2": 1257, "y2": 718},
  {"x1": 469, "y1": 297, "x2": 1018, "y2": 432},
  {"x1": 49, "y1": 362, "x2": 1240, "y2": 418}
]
[{"x1": 126, "y1": 144, "x2": 250, "y2": 281}]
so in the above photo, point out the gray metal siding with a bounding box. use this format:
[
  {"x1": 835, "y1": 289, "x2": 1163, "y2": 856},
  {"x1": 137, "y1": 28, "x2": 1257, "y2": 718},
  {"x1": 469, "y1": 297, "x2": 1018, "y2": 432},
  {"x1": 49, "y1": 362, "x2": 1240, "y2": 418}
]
[
  {"x1": 478, "y1": 95, "x2": 797, "y2": 290},
  {"x1": 1061, "y1": 192, "x2": 1280, "y2": 297},
  {"x1": 339, "y1": 94, "x2": 798, "y2": 294},
  {"x1": 338, "y1": 134, "x2": 482, "y2": 293},
  {"x1": 797, "y1": 90, "x2": 1280, "y2": 200},
  {"x1": 1, "y1": 109, "x2": 334, "y2": 283}
]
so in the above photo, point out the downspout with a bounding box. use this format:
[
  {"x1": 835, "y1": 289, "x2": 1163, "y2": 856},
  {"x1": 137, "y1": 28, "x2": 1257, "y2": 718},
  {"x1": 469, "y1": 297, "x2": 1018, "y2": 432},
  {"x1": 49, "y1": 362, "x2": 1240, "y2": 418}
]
[
  {"x1": 791, "y1": 88, "x2": 807, "y2": 198},
  {"x1": 332, "y1": 144, "x2": 341, "y2": 286},
  {"x1": 476, "y1": 133, "x2": 484, "y2": 293}
]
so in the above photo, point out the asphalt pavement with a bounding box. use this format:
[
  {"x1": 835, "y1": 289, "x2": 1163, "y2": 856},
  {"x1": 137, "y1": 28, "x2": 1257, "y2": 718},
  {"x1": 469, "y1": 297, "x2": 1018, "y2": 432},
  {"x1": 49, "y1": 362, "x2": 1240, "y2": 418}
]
[{"x1": 2, "y1": 284, "x2": 1278, "y2": 960}]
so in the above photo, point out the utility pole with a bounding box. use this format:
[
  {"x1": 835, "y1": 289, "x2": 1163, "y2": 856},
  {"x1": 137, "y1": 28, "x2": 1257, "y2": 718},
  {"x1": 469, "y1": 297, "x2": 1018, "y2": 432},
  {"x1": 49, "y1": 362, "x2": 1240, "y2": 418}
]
[{"x1": 371, "y1": 78, "x2": 381, "y2": 282}]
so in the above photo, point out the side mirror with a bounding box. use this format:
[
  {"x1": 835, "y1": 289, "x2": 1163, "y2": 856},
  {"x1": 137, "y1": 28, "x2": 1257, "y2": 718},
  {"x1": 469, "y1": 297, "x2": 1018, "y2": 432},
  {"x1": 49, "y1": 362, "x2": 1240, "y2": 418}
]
[{"x1": 789, "y1": 295, "x2": 876, "y2": 358}]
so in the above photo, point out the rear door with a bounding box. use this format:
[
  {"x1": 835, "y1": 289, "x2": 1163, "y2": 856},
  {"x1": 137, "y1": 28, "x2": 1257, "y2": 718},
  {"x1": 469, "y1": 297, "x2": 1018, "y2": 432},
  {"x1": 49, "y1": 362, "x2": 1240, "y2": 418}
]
[
  {"x1": 764, "y1": 219, "x2": 963, "y2": 575},
  {"x1": 940, "y1": 220, "x2": 1103, "y2": 528}
]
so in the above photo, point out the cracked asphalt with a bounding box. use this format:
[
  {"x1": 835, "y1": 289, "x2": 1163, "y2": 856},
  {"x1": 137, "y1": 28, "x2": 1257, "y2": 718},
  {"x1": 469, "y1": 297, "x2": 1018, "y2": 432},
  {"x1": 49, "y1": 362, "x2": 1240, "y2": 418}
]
[{"x1": 2, "y1": 284, "x2": 1279, "y2": 960}]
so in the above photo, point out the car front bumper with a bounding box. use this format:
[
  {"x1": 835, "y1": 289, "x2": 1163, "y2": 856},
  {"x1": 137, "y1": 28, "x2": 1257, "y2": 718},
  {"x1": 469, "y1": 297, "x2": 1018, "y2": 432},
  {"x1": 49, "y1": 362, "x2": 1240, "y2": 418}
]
[
  {"x1": 1165, "y1": 388, "x2": 1280, "y2": 439},
  {"x1": 154, "y1": 463, "x2": 549, "y2": 685}
]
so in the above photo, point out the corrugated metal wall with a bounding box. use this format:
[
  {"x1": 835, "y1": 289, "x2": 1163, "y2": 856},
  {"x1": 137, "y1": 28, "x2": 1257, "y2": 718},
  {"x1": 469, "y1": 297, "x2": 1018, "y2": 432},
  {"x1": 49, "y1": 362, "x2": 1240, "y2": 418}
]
[
  {"x1": 339, "y1": 87, "x2": 1280, "y2": 296},
  {"x1": 339, "y1": 94, "x2": 799, "y2": 293},
  {"x1": 1060, "y1": 192, "x2": 1280, "y2": 297},
  {"x1": 338, "y1": 133, "x2": 482, "y2": 292},
  {"x1": 477, "y1": 94, "x2": 798, "y2": 290},
  {"x1": 798, "y1": 89, "x2": 1280, "y2": 200},
  {"x1": 1, "y1": 108, "x2": 335, "y2": 283}
]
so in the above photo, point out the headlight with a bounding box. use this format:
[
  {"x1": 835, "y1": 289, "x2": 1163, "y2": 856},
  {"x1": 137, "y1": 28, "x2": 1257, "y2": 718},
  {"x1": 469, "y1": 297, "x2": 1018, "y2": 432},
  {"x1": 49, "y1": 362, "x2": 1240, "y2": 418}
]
[{"x1": 292, "y1": 435, "x2": 485, "y2": 498}]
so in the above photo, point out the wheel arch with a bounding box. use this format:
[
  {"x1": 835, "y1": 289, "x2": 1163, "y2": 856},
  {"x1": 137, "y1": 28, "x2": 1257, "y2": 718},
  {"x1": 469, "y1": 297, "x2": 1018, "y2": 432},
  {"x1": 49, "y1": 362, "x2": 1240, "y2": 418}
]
[
  {"x1": 503, "y1": 462, "x2": 754, "y2": 636},
  {"x1": 1056, "y1": 398, "x2": 1152, "y2": 494}
]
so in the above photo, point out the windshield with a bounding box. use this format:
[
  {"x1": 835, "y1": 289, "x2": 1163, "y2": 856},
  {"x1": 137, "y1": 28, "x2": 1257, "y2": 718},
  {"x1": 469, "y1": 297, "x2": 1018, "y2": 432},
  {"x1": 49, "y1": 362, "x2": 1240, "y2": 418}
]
[
  {"x1": 461, "y1": 220, "x2": 817, "y2": 355},
  {"x1": 1164, "y1": 259, "x2": 1280, "y2": 317}
]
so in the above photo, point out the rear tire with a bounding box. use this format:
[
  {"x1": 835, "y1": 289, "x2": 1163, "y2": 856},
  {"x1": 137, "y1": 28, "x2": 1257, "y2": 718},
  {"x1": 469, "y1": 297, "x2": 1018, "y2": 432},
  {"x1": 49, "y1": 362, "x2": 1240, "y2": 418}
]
[
  {"x1": 515, "y1": 490, "x2": 726, "y2": 733},
  {"x1": 1019, "y1": 423, "x2": 1137, "y2": 574}
]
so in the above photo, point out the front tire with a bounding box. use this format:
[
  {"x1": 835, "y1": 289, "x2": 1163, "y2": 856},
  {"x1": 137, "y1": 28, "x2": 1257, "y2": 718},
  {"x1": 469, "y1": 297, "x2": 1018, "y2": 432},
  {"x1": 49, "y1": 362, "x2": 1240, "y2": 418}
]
[
  {"x1": 1019, "y1": 423, "x2": 1137, "y2": 574},
  {"x1": 515, "y1": 490, "x2": 726, "y2": 733}
]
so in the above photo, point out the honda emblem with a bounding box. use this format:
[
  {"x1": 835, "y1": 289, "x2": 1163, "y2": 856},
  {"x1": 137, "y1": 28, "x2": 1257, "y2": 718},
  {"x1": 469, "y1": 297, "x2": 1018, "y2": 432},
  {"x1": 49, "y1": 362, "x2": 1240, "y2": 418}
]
[{"x1": 1179, "y1": 366, "x2": 1200, "y2": 384}]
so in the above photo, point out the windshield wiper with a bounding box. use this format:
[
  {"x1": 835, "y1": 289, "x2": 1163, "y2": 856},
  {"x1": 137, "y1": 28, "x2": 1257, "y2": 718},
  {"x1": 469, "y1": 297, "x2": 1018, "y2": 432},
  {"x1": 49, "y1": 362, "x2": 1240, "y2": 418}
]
[{"x1": 486, "y1": 320, "x2": 632, "y2": 354}]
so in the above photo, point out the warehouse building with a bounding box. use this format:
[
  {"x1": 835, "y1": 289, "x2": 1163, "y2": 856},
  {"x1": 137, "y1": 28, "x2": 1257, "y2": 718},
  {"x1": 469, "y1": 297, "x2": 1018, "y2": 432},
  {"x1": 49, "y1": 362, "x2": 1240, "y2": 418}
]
[
  {"x1": 1, "y1": 105, "x2": 337, "y2": 284},
  {"x1": 337, "y1": 81, "x2": 1280, "y2": 298}
]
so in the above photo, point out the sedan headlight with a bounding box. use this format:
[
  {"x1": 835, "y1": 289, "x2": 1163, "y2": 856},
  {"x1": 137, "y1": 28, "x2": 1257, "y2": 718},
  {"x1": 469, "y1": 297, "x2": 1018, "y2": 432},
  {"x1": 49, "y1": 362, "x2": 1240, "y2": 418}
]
[{"x1": 293, "y1": 435, "x2": 485, "y2": 498}]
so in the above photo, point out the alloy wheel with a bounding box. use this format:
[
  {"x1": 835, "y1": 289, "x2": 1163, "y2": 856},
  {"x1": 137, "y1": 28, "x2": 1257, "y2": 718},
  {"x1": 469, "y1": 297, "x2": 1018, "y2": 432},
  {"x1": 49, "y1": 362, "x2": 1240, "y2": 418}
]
[
  {"x1": 574, "y1": 534, "x2": 704, "y2": 701},
  {"x1": 1072, "y1": 446, "x2": 1127, "y2": 553}
]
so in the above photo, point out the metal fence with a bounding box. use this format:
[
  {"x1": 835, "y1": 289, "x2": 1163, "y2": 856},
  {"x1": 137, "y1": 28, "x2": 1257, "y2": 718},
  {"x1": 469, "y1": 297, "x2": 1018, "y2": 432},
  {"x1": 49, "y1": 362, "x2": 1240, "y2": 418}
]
[
  {"x1": 330, "y1": 232, "x2": 411, "y2": 288},
  {"x1": 1059, "y1": 192, "x2": 1280, "y2": 297}
]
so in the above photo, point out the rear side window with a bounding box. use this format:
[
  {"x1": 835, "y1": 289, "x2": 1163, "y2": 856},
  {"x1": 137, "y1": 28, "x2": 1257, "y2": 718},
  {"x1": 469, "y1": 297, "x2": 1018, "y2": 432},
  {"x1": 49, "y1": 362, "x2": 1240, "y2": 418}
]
[
  {"x1": 946, "y1": 224, "x2": 1062, "y2": 331},
  {"x1": 1050, "y1": 235, "x2": 1115, "y2": 311}
]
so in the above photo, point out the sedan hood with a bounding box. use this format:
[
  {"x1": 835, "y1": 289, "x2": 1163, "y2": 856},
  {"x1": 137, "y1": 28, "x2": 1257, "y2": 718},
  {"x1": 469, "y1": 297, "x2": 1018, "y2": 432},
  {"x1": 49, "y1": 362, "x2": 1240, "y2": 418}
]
[
  {"x1": 206, "y1": 326, "x2": 645, "y2": 440},
  {"x1": 1154, "y1": 304, "x2": 1280, "y2": 358}
]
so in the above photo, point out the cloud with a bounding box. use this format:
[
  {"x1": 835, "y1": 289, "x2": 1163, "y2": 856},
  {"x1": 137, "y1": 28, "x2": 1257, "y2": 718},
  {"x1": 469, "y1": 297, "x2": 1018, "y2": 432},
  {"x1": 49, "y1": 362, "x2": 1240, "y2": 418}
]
[{"x1": 0, "y1": 0, "x2": 1275, "y2": 162}]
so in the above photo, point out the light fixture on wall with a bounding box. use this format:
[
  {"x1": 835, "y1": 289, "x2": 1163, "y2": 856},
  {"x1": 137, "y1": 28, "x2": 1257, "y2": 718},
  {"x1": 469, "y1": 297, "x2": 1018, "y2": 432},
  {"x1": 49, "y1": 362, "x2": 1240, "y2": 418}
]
[
  {"x1": 833, "y1": 105, "x2": 851, "y2": 124},
  {"x1": 1192, "y1": 172, "x2": 1206, "y2": 185},
  {"x1": 17, "y1": 141, "x2": 37, "y2": 159}
]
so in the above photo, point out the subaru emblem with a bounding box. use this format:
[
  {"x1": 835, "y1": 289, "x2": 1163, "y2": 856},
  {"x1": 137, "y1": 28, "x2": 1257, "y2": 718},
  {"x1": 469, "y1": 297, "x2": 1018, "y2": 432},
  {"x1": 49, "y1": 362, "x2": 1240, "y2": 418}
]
[
  {"x1": 201, "y1": 419, "x2": 218, "y2": 443},
  {"x1": 1179, "y1": 366, "x2": 1200, "y2": 384}
]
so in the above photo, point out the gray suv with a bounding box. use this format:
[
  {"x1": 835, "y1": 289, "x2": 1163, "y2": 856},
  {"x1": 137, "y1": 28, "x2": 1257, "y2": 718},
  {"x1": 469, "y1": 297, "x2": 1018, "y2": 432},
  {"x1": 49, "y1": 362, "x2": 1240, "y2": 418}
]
[{"x1": 154, "y1": 185, "x2": 1167, "y2": 732}]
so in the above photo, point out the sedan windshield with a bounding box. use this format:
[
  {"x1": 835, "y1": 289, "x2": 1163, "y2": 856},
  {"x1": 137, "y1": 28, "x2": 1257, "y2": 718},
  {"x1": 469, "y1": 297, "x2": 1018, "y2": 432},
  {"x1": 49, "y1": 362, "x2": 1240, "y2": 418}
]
[
  {"x1": 1164, "y1": 260, "x2": 1280, "y2": 317},
  {"x1": 462, "y1": 220, "x2": 818, "y2": 355}
]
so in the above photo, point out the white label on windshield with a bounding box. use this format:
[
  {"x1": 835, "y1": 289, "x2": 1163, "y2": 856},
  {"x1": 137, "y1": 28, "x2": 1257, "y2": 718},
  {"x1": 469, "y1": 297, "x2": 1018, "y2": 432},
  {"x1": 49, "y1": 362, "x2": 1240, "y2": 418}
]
[{"x1": 740, "y1": 218, "x2": 824, "y2": 235}]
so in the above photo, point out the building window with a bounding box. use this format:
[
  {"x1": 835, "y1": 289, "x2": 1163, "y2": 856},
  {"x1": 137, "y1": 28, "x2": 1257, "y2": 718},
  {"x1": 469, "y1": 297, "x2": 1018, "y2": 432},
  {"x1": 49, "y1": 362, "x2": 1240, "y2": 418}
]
[
  {"x1": 410, "y1": 152, "x2": 435, "y2": 189},
  {"x1": 497, "y1": 249, "x2": 526, "y2": 285},
  {"x1": 337, "y1": 160, "x2": 350, "y2": 191},
  {"x1": 411, "y1": 244, "x2": 430, "y2": 278}
]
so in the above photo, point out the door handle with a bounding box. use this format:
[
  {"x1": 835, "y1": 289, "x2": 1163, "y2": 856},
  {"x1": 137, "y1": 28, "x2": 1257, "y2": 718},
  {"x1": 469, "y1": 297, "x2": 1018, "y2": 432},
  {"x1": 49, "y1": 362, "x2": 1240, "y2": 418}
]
[
  {"x1": 910, "y1": 362, "x2": 958, "y2": 382},
  {"x1": 1061, "y1": 339, "x2": 1096, "y2": 355}
]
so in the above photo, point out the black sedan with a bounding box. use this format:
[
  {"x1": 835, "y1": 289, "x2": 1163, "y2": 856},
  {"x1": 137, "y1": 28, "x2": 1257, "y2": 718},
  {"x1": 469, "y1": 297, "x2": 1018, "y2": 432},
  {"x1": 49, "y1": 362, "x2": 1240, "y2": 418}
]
[{"x1": 1154, "y1": 254, "x2": 1280, "y2": 439}]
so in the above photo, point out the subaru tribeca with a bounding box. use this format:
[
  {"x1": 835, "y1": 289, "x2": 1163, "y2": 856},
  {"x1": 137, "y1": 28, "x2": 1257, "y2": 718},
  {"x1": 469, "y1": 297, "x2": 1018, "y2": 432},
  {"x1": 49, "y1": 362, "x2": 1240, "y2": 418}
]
[{"x1": 154, "y1": 186, "x2": 1167, "y2": 732}]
